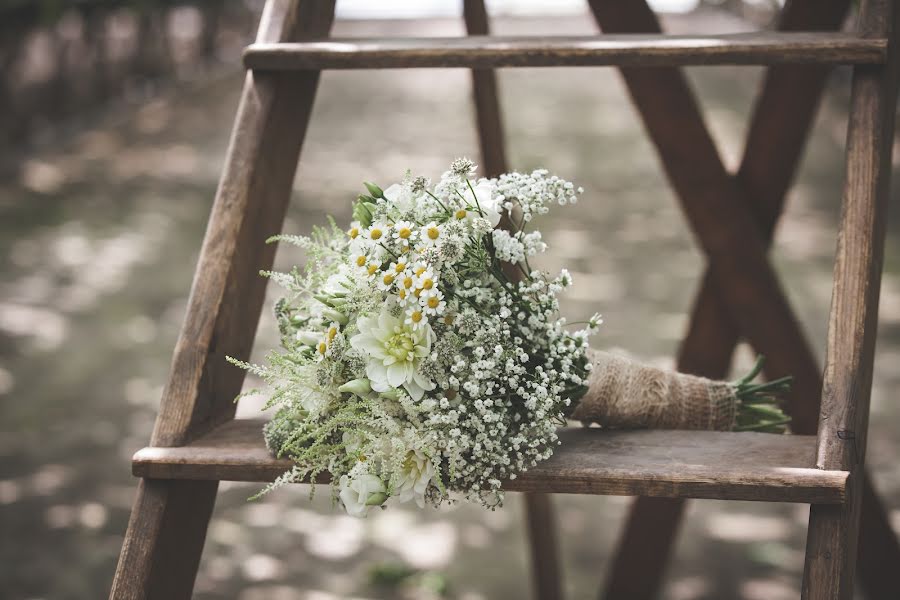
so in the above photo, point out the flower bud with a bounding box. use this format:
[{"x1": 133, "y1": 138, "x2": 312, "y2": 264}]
[
  {"x1": 339, "y1": 378, "x2": 372, "y2": 396},
  {"x1": 353, "y1": 200, "x2": 377, "y2": 228},
  {"x1": 364, "y1": 182, "x2": 385, "y2": 198},
  {"x1": 295, "y1": 330, "x2": 321, "y2": 346},
  {"x1": 378, "y1": 388, "x2": 401, "y2": 401},
  {"x1": 313, "y1": 294, "x2": 335, "y2": 307},
  {"x1": 365, "y1": 491, "x2": 388, "y2": 506},
  {"x1": 322, "y1": 308, "x2": 349, "y2": 326}
]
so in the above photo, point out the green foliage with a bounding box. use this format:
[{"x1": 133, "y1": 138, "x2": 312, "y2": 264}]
[{"x1": 732, "y1": 356, "x2": 792, "y2": 433}]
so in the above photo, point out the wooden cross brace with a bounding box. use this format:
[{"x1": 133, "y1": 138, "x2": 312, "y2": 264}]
[
  {"x1": 464, "y1": 0, "x2": 900, "y2": 598},
  {"x1": 549, "y1": 1, "x2": 900, "y2": 598}
]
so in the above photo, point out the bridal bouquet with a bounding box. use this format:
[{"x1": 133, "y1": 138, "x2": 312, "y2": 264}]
[{"x1": 231, "y1": 158, "x2": 790, "y2": 517}]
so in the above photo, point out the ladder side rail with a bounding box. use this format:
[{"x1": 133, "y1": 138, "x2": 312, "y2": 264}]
[
  {"x1": 804, "y1": 1, "x2": 899, "y2": 596},
  {"x1": 151, "y1": 0, "x2": 335, "y2": 447},
  {"x1": 110, "y1": 2, "x2": 335, "y2": 598}
]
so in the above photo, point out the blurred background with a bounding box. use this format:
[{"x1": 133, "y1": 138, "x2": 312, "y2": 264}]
[{"x1": 3, "y1": 1, "x2": 900, "y2": 599}]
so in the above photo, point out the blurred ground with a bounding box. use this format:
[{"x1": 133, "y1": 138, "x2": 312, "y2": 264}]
[{"x1": 3, "y1": 11, "x2": 900, "y2": 600}]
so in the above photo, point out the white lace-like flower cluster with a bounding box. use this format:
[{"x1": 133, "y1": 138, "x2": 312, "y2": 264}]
[{"x1": 233, "y1": 159, "x2": 599, "y2": 515}]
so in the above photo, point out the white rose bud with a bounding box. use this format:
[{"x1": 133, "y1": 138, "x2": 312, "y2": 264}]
[
  {"x1": 322, "y1": 308, "x2": 349, "y2": 326},
  {"x1": 338, "y1": 378, "x2": 371, "y2": 396},
  {"x1": 339, "y1": 473, "x2": 387, "y2": 517},
  {"x1": 295, "y1": 330, "x2": 321, "y2": 345}
]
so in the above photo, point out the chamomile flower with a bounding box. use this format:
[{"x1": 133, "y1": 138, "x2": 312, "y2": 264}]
[
  {"x1": 420, "y1": 289, "x2": 446, "y2": 316},
  {"x1": 420, "y1": 222, "x2": 442, "y2": 247},
  {"x1": 414, "y1": 268, "x2": 438, "y2": 293},
  {"x1": 376, "y1": 270, "x2": 397, "y2": 291},
  {"x1": 404, "y1": 308, "x2": 429, "y2": 331},
  {"x1": 392, "y1": 220, "x2": 417, "y2": 247},
  {"x1": 397, "y1": 272, "x2": 416, "y2": 294},
  {"x1": 365, "y1": 223, "x2": 387, "y2": 243},
  {"x1": 363, "y1": 261, "x2": 381, "y2": 280}
]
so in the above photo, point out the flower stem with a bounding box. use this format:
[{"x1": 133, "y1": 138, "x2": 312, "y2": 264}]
[{"x1": 731, "y1": 355, "x2": 792, "y2": 433}]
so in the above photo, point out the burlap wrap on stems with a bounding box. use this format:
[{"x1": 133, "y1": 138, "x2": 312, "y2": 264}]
[{"x1": 568, "y1": 349, "x2": 738, "y2": 431}]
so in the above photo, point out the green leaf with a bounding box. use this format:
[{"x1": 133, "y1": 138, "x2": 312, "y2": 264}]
[
  {"x1": 364, "y1": 181, "x2": 385, "y2": 198},
  {"x1": 352, "y1": 199, "x2": 377, "y2": 228}
]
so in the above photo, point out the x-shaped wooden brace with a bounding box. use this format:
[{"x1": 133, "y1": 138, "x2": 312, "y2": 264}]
[{"x1": 581, "y1": 1, "x2": 900, "y2": 598}]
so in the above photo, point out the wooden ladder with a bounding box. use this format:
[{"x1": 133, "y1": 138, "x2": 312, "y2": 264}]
[{"x1": 110, "y1": 1, "x2": 900, "y2": 598}]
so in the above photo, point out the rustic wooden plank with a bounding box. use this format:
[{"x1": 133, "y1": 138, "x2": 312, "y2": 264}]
[
  {"x1": 152, "y1": 1, "x2": 334, "y2": 448},
  {"x1": 463, "y1": 0, "x2": 507, "y2": 179},
  {"x1": 804, "y1": 1, "x2": 898, "y2": 597},
  {"x1": 110, "y1": 3, "x2": 336, "y2": 599},
  {"x1": 461, "y1": 4, "x2": 561, "y2": 599},
  {"x1": 243, "y1": 33, "x2": 886, "y2": 71},
  {"x1": 591, "y1": 1, "x2": 853, "y2": 598},
  {"x1": 589, "y1": 6, "x2": 821, "y2": 431},
  {"x1": 132, "y1": 419, "x2": 849, "y2": 505},
  {"x1": 522, "y1": 493, "x2": 564, "y2": 600},
  {"x1": 110, "y1": 479, "x2": 218, "y2": 600}
]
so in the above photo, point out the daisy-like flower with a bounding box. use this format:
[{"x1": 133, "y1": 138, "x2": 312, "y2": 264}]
[
  {"x1": 404, "y1": 308, "x2": 429, "y2": 331},
  {"x1": 414, "y1": 268, "x2": 438, "y2": 294},
  {"x1": 350, "y1": 305, "x2": 435, "y2": 400},
  {"x1": 420, "y1": 289, "x2": 446, "y2": 316},
  {"x1": 365, "y1": 223, "x2": 387, "y2": 243},
  {"x1": 375, "y1": 270, "x2": 396, "y2": 291},
  {"x1": 392, "y1": 220, "x2": 416, "y2": 247},
  {"x1": 363, "y1": 260, "x2": 381, "y2": 280},
  {"x1": 420, "y1": 222, "x2": 442, "y2": 248}
]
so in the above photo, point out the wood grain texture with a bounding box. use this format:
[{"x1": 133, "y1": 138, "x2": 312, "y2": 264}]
[
  {"x1": 110, "y1": 479, "x2": 218, "y2": 600},
  {"x1": 243, "y1": 33, "x2": 886, "y2": 71},
  {"x1": 599, "y1": 1, "x2": 855, "y2": 598},
  {"x1": 463, "y1": 0, "x2": 507, "y2": 179},
  {"x1": 110, "y1": 3, "x2": 336, "y2": 599},
  {"x1": 461, "y1": 4, "x2": 561, "y2": 599},
  {"x1": 151, "y1": 0, "x2": 334, "y2": 448},
  {"x1": 590, "y1": 0, "x2": 820, "y2": 433},
  {"x1": 133, "y1": 419, "x2": 849, "y2": 505},
  {"x1": 522, "y1": 493, "x2": 563, "y2": 600},
  {"x1": 804, "y1": 1, "x2": 898, "y2": 597}
]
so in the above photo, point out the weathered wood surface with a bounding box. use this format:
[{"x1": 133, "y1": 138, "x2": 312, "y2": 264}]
[
  {"x1": 463, "y1": 0, "x2": 507, "y2": 180},
  {"x1": 587, "y1": 1, "x2": 900, "y2": 599},
  {"x1": 109, "y1": 2, "x2": 336, "y2": 599},
  {"x1": 243, "y1": 33, "x2": 887, "y2": 70},
  {"x1": 595, "y1": 1, "x2": 853, "y2": 597},
  {"x1": 803, "y1": 0, "x2": 899, "y2": 597},
  {"x1": 152, "y1": 2, "x2": 333, "y2": 448},
  {"x1": 133, "y1": 419, "x2": 849, "y2": 505},
  {"x1": 461, "y1": 4, "x2": 560, "y2": 600},
  {"x1": 116, "y1": 480, "x2": 218, "y2": 600}
]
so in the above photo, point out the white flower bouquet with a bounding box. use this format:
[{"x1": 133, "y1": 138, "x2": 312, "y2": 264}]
[{"x1": 231, "y1": 159, "x2": 790, "y2": 516}]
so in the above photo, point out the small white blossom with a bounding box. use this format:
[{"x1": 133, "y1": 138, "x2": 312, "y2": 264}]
[
  {"x1": 350, "y1": 305, "x2": 436, "y2": 401},
  {"x1": 339, "y1": 473, "x2": 387, "y2": 517}
]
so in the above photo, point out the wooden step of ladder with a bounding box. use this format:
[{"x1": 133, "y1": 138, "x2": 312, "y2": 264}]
[
  {"x1": 133, "y1": 419, "x2": 849, "y2": 504},
  {"x1": 243, "y1": 32, "x2": 888, "y2": 70},
  {"x1": 109, "y1": 1, "x2": 900, "y2": 599}
]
